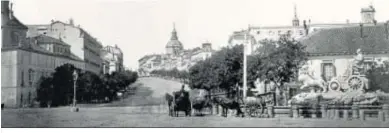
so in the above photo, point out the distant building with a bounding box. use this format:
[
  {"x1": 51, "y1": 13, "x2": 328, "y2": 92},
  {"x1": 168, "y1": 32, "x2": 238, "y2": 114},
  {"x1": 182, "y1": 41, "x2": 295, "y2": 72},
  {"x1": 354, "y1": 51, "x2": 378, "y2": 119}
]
[
  {"x1": 229, "y1": 4, "x2": 380, "y2": 55},
  {"x1": 101, "y1": 45, "x2": 124, "y2": 74},
  {"x1": 138, "y1": 24, "x2": 214, "y2": 76},
  {"x1": 1, "y1": 1, "x2": 84, "y2": 108},
  {"x1": 27, "y1": 18, "x2": 104, "y2": 74}
]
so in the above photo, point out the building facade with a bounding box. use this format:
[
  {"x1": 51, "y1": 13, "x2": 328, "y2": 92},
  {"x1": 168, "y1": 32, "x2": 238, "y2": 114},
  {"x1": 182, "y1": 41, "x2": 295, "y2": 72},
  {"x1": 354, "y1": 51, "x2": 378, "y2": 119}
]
[
  {"x1": 301, "y1": 23, "x2": 389, "y2": 83},
  {"x1": 229, "y1": 4, "x2": 380, "y2": 55},
  {"x1": 1, "y1": 1, "x2": 84, "y2": 108},
  {"x1": 27, "y1": 19, "x2": 103, "y2": 74},
  {"x1": 101, "y1": 45, "x2": 124, "y2": 74}
]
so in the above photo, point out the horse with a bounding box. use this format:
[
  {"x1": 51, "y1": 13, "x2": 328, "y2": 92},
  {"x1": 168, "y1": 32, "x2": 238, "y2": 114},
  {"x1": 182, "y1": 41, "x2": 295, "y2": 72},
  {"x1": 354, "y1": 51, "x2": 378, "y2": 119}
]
[
  {"x1": 298, "y1": 65, "x2": 327, "y2": 93},
  {"x1": 172, "y1": 89, "x2": 192, "y2": 117},
  {"x1": 190, "y1": 89, "x2": 212, "y2": 116},
  {"x1": 165, "y1": 93, "x2": 174, "y2": 116},
  {"x1": 212, "y1": 96, "x2": 244, "y2": 117}
]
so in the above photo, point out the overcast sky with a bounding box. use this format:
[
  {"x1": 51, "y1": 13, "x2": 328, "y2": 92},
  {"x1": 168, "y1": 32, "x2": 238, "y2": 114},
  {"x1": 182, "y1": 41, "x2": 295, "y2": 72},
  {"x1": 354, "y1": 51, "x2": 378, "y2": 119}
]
[{"x1": 11, "y1": 0, "x2": 389, "y2": 69}]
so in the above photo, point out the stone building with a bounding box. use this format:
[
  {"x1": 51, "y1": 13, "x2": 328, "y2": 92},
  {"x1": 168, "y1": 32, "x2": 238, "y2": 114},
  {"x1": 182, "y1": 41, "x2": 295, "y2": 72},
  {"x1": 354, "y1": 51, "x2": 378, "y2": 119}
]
[
  {"x1": 229, "y1": 4, "x2": 379, "y2": 55},
  {"x1": 1, "y1": 1, "x2": 84, "y2": 108},
  {"x1": 101, "y1": 45, "x2": 124, "y2": 74},
  {"x1": 27, "y1": 19, "x2": 103, "y2": 74}
]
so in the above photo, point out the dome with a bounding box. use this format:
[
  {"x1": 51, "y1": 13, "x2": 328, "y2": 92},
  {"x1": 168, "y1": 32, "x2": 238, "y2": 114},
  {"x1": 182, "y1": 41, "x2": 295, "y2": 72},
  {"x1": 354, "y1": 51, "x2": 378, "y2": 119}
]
[
  {"x1": 166, "y1": 40, "x2": 183, "y2": 48},
  {"x1": 165, "y1": 24, "x2": 183, "y2": 49}
]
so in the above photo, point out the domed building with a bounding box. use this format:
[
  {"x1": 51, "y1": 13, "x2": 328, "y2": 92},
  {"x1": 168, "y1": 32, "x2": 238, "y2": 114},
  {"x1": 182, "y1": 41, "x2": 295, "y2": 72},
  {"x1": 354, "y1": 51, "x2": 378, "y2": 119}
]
[{"x1": 166, "y1": 24, "x2": 183, "y2": 56}]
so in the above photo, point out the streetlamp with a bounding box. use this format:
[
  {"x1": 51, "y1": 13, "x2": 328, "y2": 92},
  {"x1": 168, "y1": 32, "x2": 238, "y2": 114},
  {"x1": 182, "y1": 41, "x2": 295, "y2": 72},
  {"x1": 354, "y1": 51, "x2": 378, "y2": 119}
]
[
  {"x1": 242, "y1": 29, "x2": 249, "y2": 100},
  {"x1": 71, "y1": 70, "x2": 79, "y2": 112}
]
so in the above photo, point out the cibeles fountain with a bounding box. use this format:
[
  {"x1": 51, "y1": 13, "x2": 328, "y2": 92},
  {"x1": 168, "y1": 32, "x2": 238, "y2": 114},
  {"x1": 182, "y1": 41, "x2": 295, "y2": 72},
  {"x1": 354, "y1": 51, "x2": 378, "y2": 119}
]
[{"x1": 289, "y1": 49, "x2": 389, "y2": 106}]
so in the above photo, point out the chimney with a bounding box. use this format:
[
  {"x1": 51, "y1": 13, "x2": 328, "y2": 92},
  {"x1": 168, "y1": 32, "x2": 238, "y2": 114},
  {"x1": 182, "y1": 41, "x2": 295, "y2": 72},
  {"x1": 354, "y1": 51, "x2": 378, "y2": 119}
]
[
  {"x1": 69, "y1": 18, "x2": 74, "y2": 26},
  {"x1": 346, "y1": 19, "x2": 350, "y2": 24},
  {"x1": 51, "y1": 19, "x2": 54, "y2": 23},
  {"x1": 373, "y1": 19, "x2": 377, "y2": 25},
  {"x1": 360, "y1": 23, "x2": 364, "y2": 38},
  {"x1": 1, "y1": 1, "x2": 10, "y2": 18}
]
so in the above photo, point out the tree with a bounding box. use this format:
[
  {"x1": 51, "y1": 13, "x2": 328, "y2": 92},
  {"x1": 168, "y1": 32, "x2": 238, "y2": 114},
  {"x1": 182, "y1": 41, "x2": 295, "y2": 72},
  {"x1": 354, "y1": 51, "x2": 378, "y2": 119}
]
[
  {"x1": 51, "y1": 64, "x2": 80, "y2": 106},
  {"x1": 366, "y1": 61, "x2": 389, "y2": 93},
  {"x1": 189, "y1": 44, "x2": 244, "y2": 98},
  {"x1": 248, "y1": 36, "x2": 308, "y2": 105},
  {"x1": 36, "y1": 76, "x2": 54, "y2": 107}
]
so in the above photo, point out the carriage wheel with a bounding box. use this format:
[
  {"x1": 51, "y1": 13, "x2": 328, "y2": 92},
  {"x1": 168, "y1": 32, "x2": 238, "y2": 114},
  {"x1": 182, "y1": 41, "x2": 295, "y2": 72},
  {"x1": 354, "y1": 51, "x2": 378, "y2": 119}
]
[
  {"x1": 328, "y1": 80, "x2": 341, "y2": 91},
  {"x1": 347, "y1": 76, "x2": 364, "y2": 90}
]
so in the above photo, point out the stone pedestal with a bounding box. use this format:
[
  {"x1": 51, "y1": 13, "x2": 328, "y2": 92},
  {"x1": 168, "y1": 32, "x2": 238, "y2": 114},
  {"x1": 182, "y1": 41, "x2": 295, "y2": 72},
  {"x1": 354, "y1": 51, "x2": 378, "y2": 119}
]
[
  {"x1": 334, "y1": 107, "x2": 340, "y2": 120},
  {"x1": 359, "y1": 109, "x2": 365, "y2": 121},
  {"x1": 383, "y1": 104, "x2": 389, "y2": 119},
  {"x1": 268, "y1": 105, "x2": 274, "y2": 118},
  {"x1": 321, "y1": 104, "x2": 327, "y2": 118},
  {"x1": 343, "y1": 110, "x2": 348, "y2": 120},
  {"x1": 312, "y1": 105, "x2": 318, "y2": 118},
  {"x1": 352, "y1": 105, "x2": 359, "y2": 119},
  {"x1": 292, "y1": 105, "x2": 299, "y2": 118},
  {"x1": 71, "y1": 107, "x2": 79, "y2": 112},
  {"x1": 378, "y1": 110, "x2": 385, "y2": 122}
]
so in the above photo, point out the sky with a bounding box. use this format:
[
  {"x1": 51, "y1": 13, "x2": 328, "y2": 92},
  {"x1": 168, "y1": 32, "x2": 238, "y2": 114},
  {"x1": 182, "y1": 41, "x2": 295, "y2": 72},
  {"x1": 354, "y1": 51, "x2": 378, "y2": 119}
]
[{"x1": 10, "y1": 0, "x2": 389, "y2": 70}]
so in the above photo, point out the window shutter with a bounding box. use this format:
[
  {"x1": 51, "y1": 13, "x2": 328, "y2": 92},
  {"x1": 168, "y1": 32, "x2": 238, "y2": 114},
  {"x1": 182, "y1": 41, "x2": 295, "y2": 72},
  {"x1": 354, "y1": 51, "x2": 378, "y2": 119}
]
[{"x1": 320, "y1": 63, "x2": 325, "y2": 81}]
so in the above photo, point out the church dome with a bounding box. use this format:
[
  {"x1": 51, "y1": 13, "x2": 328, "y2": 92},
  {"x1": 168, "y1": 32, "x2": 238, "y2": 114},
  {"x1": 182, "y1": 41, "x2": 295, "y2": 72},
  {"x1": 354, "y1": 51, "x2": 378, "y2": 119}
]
[{"x1": 166, "y1": 25, "x2": 183, "y2": 49}]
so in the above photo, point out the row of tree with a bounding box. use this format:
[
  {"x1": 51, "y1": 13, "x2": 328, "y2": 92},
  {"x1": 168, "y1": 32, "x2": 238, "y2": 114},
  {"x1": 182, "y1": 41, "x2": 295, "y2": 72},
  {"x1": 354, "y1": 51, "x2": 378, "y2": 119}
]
[
  {"x1": 36, "y1": 64, "x2": 138, "y2": 107},
  {"x1": 188, "y1": 36, "x2": 308, "y2": 105},
  {"x1": 150, "y1": 68, "x2": 189, "y2": 83}
]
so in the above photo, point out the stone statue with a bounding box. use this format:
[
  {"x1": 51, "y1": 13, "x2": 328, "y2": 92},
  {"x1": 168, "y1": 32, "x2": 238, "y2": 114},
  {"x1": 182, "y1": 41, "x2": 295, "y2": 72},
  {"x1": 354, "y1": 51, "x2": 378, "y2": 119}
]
[
  {"x1": 352, "y1": 49, "x2": 365, "y2": 75},
  {"x1": 298, "y1": 64, "x2": 328, "y2": 93}
]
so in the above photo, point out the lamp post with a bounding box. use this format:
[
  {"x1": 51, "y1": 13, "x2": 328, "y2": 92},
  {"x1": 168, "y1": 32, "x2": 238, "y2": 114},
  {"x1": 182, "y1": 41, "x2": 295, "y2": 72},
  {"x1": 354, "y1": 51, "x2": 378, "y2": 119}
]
[
  {"x1": 242, "y1": 29, "x2": 249, "y2": 99},
  {"x1": 71, "y1": 71, "x2": 78, "y2": 112}
]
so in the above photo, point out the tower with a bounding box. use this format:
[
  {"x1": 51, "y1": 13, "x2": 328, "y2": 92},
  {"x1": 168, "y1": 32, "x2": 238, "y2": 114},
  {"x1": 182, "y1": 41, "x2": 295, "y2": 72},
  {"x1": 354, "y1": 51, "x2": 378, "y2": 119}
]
[
  {"x1": 165, "y1": 23, "x2": 183, "y2": 56},
  {"x1": 292, "y1": 4, "x2": 300, "y2": 27},
  {"x1": 361, "y1": 3, "x2": 376, "y2": 24}
]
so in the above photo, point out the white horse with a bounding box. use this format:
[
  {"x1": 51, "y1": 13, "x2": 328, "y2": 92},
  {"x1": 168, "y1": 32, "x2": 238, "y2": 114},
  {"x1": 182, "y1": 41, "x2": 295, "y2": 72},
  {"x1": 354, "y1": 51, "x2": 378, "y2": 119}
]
[{"x1": 298, "y1": 65, "x2": 328, "y2": 93}]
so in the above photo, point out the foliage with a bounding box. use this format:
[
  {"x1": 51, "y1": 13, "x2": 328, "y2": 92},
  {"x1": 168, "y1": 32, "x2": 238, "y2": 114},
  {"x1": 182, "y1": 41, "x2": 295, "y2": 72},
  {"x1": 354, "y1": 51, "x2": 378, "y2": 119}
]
[
  {"x1": 150, "y1": 68, "x2": 189, "y2": 83},
  {"x1": 189, "y1": 44, "x2": 244, "y2": 94},
  {"x1": 366, "y1": 61, "x2": 389, "y2": 92},
  {"x1": 248, "y1": 36, "x2": 308, "y2": 105},
  {"x1": 36, "y1": 63, "x2": 139, "y2": 107}
]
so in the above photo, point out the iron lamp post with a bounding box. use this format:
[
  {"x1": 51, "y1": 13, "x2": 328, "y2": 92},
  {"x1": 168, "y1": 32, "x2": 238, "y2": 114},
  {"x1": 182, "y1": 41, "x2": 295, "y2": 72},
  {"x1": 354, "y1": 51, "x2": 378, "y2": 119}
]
[{"x1": 71, "y1": 71, "x2": 79, "y2": 112}]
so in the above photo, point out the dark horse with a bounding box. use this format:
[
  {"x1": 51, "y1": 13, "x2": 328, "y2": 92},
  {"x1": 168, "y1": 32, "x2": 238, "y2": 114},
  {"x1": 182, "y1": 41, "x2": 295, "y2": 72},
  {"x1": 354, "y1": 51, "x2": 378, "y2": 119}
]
[
  {"x1": 212, "y1": 96, "x2": 244, "y2": 117},
  {"x1": 165, "y1": 93, "x2": 174, "y2": 116},
  {"x1": 172, "y1": 87, "x2": 191, "y2": 117}
]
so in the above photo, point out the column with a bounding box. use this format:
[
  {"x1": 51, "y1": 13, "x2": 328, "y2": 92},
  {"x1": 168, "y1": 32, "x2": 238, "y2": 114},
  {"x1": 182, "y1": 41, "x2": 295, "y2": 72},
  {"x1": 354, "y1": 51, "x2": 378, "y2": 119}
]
[
  {"x1": 383, "y1": 104, "x2": 389, "y2": 119},
  {"x1": 292, "y1": 105, "x2": 299, "y2": 118},
  {"x1": 359, "y1": 105, "x2": 365, "y2": 121},
  {"x1": 343, "y1": 109, "x2": 348, "y2": 120},
  {"x1": 268, "y1": 105, "x2": 274, "y2": 118},
  {"x1": 334, "y1": 105, "x2": 340, "y2": 120},
  {"x1": 321, "y1": 104, "x2": 328, "y2": 118},
  {"x1": 352, "y1": 104, "x2": 359, "y2": 119},
  {"x1": 312, "y1": 105, "x2": 318, "y2": 118}
]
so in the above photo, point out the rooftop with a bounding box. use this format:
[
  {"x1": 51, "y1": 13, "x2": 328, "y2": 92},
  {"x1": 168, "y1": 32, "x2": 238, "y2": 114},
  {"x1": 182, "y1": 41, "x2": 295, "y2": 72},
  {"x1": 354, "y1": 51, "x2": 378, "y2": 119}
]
[{"x1": 301, "y1": 23, "x2": 389, "y2": 56}]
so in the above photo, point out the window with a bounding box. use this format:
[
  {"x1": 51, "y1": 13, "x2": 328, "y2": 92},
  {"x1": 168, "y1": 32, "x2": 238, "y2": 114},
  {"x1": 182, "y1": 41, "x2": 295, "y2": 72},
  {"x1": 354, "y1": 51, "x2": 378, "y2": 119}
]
[
  {"x1": 299, "y1": 30, "x2": 304, "y2": 35},
  {"x1": 11, "y1": 32, "x2": 20, "y2": 44},
  {"x1": 321, "y1": 62, "x2": 336, "y2": 81},
  {"x1": 28, "y1": 69, "x2": 34, "y2": 86},
  {"x1": 257, "y1": 31, "x2": 261, "y2": 34},
  {"x1": 21, "y1": 70, "x2": 24, "y2": 87}
]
